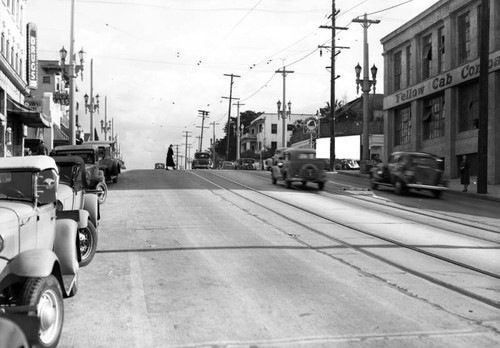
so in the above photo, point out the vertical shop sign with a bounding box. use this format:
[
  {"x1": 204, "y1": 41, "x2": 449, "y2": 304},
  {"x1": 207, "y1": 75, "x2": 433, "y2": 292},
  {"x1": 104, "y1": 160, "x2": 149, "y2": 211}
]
[{"x1": 27, "y1": 23, "x2": 38, "y2": 89}]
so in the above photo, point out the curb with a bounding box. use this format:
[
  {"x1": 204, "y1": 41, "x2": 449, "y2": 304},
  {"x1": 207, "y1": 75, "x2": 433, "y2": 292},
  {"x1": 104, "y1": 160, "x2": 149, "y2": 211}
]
[{"x1": 331, "y1": 170, "x2": 500, "y2": 203}]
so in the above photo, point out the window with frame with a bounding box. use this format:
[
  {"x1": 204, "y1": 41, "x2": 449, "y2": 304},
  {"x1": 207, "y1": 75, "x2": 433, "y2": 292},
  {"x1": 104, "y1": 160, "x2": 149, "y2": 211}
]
[
  {"x1": 5, "y1": 40, "x2": 9, "y2": 62},
  {"x1": 271, "y1": 123, "x2": 277, "y2": 134},
  {"x1": 393, "y1": 51, "x2": 402, "y2": 91},
  {"x1": 458, "y1": 81, "x2": 479, "y2": 132},
  {"x1": 438, "y1": 27, "x2": 445, "y2": 73},
  {"x1": 271, "y1": 141, "x2": 277, "y2": 150},
  {"x1": 406, "y1": 45, "x2": 412, "y2": 87},
  {"x1": 394, "y1": 105, "x2": 412, "y2": 146},
  {"x1": 422, "y1": 34, "x2": 432, "y2": 80},
  {"x1": 258, "y1": 124, "x2": 263, "y2": 133},
  {"x1": 422, "y1": 94, "x2": 445, "y2": 140},
  {"x1": 458, "y1": 12, "x2": 470, "y2": 64},
  {"x1": 42, "y1": 76, "x2": 51, "y2": 84}
]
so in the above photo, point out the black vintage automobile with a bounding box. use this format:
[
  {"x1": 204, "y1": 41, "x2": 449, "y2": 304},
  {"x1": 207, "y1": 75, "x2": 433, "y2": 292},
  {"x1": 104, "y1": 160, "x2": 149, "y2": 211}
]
[
  {"x1": 52, "y1": 144, "x2": 108, "y2": 204},
  {"x1": 369, "y1": 151, "x2": 448, "y2": 198}
]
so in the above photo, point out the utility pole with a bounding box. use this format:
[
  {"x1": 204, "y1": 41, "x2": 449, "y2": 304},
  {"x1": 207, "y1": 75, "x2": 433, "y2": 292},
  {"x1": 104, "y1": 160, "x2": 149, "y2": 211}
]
[
  {"x1": 223, "y1": 73, "x2": 240, "y2": 160},
  {"x1": 174, "y1": 144, "x2": 181, "y2": 170},
  {"x1": 182, "y1": 131, "x2": 191, "y2": 170},
  {"x1": 234, "y1": 101, "x2": 245, "y2": 160},
  {"x1": 320, "y1": 0, "x2": 348, "y2": 171},
  {"x1": 197, "y1": 110, "x2": 210, "y2": 152},
  {"x1": 275, "y1": 67, "x2": 294, "y2": 148},
  {"x1": 477, "y1": 0, "x2": 490, "y2": 193},
  {"x1": 353, "y1": 13, "x2": 380, "y2": 172}
]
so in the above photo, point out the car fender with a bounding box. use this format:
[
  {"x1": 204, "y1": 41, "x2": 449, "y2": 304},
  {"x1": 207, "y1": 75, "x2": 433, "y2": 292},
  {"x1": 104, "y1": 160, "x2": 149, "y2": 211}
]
[
  {"x1": 83, "y1": 193, "x2": 99, "y2": 227},
  {"x1": 56, "y1": 210, "x2": 89, "y2": 229},
  {"x1": 0, "y1": 249, "x2": 60, "y2": 280},
  {"x1": 54, "y1": 219, "x2": 79, "y2": 275}
]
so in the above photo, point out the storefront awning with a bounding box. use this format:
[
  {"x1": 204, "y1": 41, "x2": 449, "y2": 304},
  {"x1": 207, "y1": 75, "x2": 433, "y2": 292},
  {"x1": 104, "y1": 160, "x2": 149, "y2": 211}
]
[
  {"x1": 7, "y1": 96, "x2": 51, "y2": 128},
  {"x1": 54, "y1": 124, "x2": 69, "y2": 141}
]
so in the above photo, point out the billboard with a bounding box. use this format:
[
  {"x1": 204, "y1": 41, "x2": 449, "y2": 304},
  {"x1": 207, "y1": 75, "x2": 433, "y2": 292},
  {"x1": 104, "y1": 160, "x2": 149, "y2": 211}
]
[
  {"x1": 27, "y1": 23, "x2": 38, "y2": 89},
  {"x1": 316, "y1": 135, "x2": 360, "y2": 160}
]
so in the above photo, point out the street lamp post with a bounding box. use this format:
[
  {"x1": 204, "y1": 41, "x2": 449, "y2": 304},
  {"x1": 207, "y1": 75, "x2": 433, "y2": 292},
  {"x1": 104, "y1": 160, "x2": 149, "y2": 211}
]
[
  {"x1": 100, "y1": 96, "x2": 112, "y2": 141},
  {"x1": 276, "y1": 100, "x2": 292, "y2": 148},
  {"x1": 355, "y1": 62, "x2": 377, "y2": 173},
  {"x1": 84, "y1": 59, "x2": 99, "y2": 141},
  {"x1": 59, "y1": 45, "x2": 85, "y2": 145}
]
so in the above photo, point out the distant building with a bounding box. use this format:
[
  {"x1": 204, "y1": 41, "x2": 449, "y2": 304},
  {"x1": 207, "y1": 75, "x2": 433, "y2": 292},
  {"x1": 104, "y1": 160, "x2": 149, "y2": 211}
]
[
  {"x1": 1, "y1": 1, "x2": 51, "y2": 157},
  {"x1": 242, "y1": 112, "x2": 315, "y2": 155},
  {"x1": 381, "y1": 0, "x2": 500, "y2": 183},
  {"x1": 315, "y1": 94, "x2": 384, "y2": 160}
]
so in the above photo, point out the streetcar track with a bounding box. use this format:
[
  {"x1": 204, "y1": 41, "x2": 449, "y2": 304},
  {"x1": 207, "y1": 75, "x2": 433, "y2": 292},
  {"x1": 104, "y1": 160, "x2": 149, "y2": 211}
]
[
  {"x1": 190, "y1": 170, "x2": 500, "y2": 309},
  {"x1": 254, "y1": 171, "x2": 500, "y2": 242}
]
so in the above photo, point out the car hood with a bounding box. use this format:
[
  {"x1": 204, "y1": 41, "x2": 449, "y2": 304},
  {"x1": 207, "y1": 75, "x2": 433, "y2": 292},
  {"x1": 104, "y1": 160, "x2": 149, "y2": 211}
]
[
  {"x1": 0, "y1": 202, "x2": 33, "y2": 221},
  {"x1": 56, "y1": 183, "x2": 73, "y2": 200}
]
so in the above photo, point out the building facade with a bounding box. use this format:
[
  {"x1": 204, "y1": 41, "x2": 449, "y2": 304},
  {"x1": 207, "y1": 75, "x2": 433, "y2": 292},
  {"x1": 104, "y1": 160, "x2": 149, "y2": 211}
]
[
  {"x1": 0, "y1": 1, "x2": 51, "y2": 157},
  {"x1": 381, "y1": 0, "x2": 500, "y2": 183},
  {"x1": 241, "y1": 112, "x2": 315, "y2": 154}
]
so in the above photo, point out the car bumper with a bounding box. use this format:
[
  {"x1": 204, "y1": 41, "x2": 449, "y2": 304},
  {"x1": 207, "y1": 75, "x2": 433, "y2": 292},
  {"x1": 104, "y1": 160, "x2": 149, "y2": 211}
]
[{"x1": 406, "y1": 183, "x2": 448, "y2": 190}]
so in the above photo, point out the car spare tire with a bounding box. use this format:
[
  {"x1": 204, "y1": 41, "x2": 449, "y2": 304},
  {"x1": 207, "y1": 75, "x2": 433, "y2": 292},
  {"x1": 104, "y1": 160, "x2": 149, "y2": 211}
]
[{"x1": 300, "y1": 164, "x2": 318, "y2": 180}]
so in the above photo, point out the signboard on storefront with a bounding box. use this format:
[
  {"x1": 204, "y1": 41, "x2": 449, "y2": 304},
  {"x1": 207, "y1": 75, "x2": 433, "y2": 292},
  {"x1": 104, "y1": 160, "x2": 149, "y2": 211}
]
[
  {"x1": 27, "y1": 23, "x2": 38, "y2": 89},
  {"x1": 384, "y1": 49, "x2": 500, "y2": 109}
]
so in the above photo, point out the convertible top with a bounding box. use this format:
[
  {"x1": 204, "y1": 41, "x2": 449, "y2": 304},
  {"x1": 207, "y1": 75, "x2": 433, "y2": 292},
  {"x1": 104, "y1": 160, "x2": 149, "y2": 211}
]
[
  {"x1": 0, "y1": 155, "x2": 58, "y2": 172},
  {"x1": 51, "y1": 155, "x2": 85, "y2": 166}
]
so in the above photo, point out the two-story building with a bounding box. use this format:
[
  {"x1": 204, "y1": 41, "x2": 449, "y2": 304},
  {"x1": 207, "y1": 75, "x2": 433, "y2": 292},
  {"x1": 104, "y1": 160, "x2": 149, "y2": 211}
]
[
  {"x1": 1, "y1": 1, "x2": 50, "y2": 157},
  {"x1": 381, "y1": 0, "x2": 500, "y2": 183},
  {"x1": 241, "y1": 112, "x2": 315, "y2": 155}
]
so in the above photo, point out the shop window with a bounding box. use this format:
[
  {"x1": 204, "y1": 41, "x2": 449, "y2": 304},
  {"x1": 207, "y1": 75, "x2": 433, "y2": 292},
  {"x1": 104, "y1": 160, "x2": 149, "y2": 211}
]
[
  {"x1": 458, "y1": 12, "x2": 470, "y2": 64},
  {"x1": 458, "y1": 81, "x2": 479, "y2": 132},
  {"x1": 423, "y1": 94, "x2": 445, "y2": 140},
  {"x1": 393, "y1": 50, "x2": 402, "y2": 91},
  {"x1": 271, "y1": 123, "x2": 277, "y2": 134},
  {"x1": 438, "y1": 27, "x2": 445, "y2": 73},
  {"x1": 394, "y1": 105, "x2": 411, "y2": 146},
  {"x1": 422, "y1": 34, "x2": 432, "y2": 80}
]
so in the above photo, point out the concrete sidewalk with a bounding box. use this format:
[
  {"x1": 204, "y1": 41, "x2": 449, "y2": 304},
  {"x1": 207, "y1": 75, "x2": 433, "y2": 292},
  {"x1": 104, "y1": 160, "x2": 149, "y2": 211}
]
[{"x1": 335, "y1": 171, "x2": 500, "y2": 203}]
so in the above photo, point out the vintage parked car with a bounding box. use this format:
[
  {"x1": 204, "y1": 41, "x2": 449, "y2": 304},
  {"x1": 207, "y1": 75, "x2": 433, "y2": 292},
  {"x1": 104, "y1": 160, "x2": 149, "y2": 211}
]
[
  {"x1": 271, "y1": 148, "x2": 327, "y2": 190},
  {"x1": 53, "y1": 144, "x2": 108, "y2": 204},
  {"x1": 155, "y1": 162, "x2": 165, "y2": 169},
  {"x1": 53, "y1": 156, "x2": 100, "y2": 267},
  {"x1": 220, "y1": 161, "x2": 235, "y2": 170},
  {"x1": 0, "y1": 156, "x2": 80, "y2": 348},
  {"x1": 192, "y1": 151, "x2": 211, "y2": 169},
  {"x1": 85, "y1": 141, "x2": 121, "y2": 183},
  {"x1": 235, "y1": 158, "x2": 256, "y2": 170},
  {"x1": 369, "y1": 151, "x2": 448, "y2": 198}
]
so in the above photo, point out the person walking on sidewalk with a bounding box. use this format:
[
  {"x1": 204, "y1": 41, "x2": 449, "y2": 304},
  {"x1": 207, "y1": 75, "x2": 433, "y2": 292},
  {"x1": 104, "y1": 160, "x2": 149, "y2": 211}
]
[
  {"x1": 166, "y1": 144, "x2": 176, "y2": 170},
  {"x1": 460, "y1": 155, "x2": 470, "y2": 192}
]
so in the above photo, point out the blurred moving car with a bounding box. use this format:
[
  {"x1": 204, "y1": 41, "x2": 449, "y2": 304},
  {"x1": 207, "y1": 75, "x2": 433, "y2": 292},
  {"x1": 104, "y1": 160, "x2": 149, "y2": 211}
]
[
  {"x1": 271, "y1": 148, "x2": 327, "y2": 190},
  {"x1": 235, "y1": 158, "x2": 256, "y2": 170},
  {"x1": 221, "y1": 161, "x2": 235, "y2": 170},
  {"x1": 192, "y1": 151, "x2": 211, "y2": 169},
  {"x1": 335, "y1": 158, "x2": 360, "y2": 170},
  {"x1": 155, "y1": 163, "x2": 165, "y2": 169},
  {"x1": 369, "y1": 151, "x2": 448, "y2": 198}
]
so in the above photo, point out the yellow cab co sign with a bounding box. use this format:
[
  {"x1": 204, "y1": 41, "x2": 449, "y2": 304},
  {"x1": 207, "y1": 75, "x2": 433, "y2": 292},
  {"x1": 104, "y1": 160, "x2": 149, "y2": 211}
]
[
  {"x1": 27, "y1": 23, "x2": 38, "y2": 90},
  {"x1": 384, "y1": 49, "x2": 500, "y2": 109}
]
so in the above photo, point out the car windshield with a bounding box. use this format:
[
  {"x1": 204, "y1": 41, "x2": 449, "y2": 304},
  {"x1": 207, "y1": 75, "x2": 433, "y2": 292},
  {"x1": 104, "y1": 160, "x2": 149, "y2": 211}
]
[
  {"x1": 58, "y1": 164, "x2": 79, "y2": 185},
  {"x1": 297, "y1": 153, "x2": 316, "y2": 160},
  {"x1": 0, "y1": 171, "x2": 34, "y2": 201},
  {"x1": 411, "y1": 156, "x2": 440, "y2": 168},
  {"x1": 195, "y1": 153, "x2": 210, "y2": 159}
]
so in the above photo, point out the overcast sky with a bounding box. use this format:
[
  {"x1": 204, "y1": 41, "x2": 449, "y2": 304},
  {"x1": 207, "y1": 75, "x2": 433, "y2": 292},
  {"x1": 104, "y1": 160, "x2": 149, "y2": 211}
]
[{"x1": 26, "y1": 0, "x2": 440, "y2": 169}]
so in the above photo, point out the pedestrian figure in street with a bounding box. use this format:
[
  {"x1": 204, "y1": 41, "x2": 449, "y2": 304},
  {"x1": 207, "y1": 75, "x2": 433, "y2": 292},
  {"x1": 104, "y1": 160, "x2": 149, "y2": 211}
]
[
  {"x1": 36, "y1": 138, "x2": 49, "y2": 155},
  {"x1": 166, "y1": 144, "x2": 176, "y2": 170},
  {"x1": 460, "y1": 154, "x2": 470, "y2": 192}
]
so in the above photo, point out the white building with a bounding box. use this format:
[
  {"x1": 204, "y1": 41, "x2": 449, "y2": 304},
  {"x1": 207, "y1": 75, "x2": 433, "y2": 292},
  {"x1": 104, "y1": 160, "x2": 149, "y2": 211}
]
[{"x1": 241, "y1": 112, "x2": 315, "y2": 154}]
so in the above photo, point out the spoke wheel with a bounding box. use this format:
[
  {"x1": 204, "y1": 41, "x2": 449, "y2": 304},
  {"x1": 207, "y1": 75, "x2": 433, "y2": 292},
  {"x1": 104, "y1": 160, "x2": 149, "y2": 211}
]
[
  {"x1": 79, "y1": 221, "x2": 98, "y2": 267},
  {"x1": 95, "y1": 182, "x2": 107, "y2": 204}
]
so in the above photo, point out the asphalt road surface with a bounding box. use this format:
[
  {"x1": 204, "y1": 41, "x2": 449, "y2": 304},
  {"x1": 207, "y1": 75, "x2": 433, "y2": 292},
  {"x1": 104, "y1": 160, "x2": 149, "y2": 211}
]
[{"x1": 59, "y1": 169, "x2": 500, "y2": 347}]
